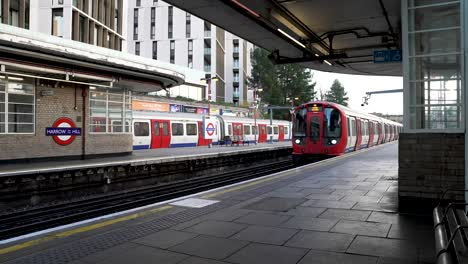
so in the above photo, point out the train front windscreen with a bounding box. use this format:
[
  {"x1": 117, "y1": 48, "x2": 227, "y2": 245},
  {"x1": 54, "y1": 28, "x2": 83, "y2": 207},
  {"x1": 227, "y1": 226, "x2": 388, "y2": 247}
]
[
  {"x1": 293, "y1": 108, "x2": 307, "y2": 145},
  {"x1": 323, "y1": 107, "x2": 342, "y2": 145}
]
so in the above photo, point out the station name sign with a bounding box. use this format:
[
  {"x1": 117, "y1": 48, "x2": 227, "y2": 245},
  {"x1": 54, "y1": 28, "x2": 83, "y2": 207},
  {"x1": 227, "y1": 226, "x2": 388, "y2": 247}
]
[
  {"x1": 46, "y1": 127, "x2": 82, "y2": 136},
  {"x1": 373, "y1": 49, "x2": 402, "y2": 63}
]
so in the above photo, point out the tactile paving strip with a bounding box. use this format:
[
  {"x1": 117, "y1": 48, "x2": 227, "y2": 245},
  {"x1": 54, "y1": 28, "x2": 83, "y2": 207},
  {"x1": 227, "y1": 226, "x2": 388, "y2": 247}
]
[{"x1": 8, "y1": 160, "x2": 344, "y2": 264}]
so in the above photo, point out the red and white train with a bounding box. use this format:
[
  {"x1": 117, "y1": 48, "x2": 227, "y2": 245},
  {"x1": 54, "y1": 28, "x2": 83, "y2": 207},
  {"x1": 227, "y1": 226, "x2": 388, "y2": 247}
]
[
  {"x1": 132, "y1": 111, "x2": 291, "y2": 150},
  {"x1": 292, "y1": 101, "x2": 402, "y2": 162}
]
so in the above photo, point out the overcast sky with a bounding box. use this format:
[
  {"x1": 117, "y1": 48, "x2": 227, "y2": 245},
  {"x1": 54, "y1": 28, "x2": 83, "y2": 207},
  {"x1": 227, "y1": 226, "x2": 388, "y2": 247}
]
[{"x1": 311, "y1": 70, "x2": 403, "y2": 115}]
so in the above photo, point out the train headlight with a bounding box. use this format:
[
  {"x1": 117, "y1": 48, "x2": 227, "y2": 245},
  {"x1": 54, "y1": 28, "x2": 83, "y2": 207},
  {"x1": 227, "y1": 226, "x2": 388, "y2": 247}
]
[
  {"x1": 331, "y1": 139, "x2": 337, "y2": 145},
  {"x1": 295, "y1": 139, "x2": 301, "y2": 144}
]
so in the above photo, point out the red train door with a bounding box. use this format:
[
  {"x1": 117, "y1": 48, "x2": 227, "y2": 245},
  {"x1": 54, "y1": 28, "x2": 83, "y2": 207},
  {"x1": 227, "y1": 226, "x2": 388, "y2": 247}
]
[
  {"x1": 278, "y1": 125, "x2": 285, "y2": 141},
  {"x1": 258, "y1": 124, "x2": 267, "y2": 143},
  {"x1": 197, "y1": 121, "x2": 212, "y2": 146},
  {"x1": 232, "y1": 122, "x2": 243, "y2": 138},
  {"x1": 308, "y1": 112, "x2": 324, "y2": 153},
  {"x1": 368, "y1": 122, "x2": 374, "y2": 147},
  {"x1": 355, "y1": 119, "x2": 362, "y2": 150},
  {"x1": 151, "y1": 120, "x2": 171, "y2": 149}
]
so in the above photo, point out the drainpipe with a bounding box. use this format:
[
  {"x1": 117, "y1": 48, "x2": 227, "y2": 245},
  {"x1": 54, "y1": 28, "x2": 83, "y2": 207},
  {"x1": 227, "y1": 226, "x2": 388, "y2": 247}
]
[{"x1": 82, "y1": 86, "x2": 88, "y2": 160}]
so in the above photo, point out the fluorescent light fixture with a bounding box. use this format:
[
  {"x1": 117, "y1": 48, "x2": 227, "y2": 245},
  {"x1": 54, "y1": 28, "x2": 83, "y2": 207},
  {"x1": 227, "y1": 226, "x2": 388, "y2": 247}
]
[
  {"x1": 8, "y1": 76, "x2": 24, "y2": 81},
  {"x1": 324, "y1": 60, "x2": 332, "y2": 66},
  {"x1": 277, "y1": 28, "x2": 306, "y2": 49},
  {"x1": 314, "y1": 54, "x2": 320, "y2": 57}
]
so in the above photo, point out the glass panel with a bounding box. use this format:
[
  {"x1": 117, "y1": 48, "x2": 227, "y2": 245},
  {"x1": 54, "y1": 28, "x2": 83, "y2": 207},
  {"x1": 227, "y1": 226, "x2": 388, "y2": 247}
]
[
  {"x1": 293, "y1": 108, "x2": 307, "y2": 137},
  {"x1": 8, "y1": 82, "x2": 34, "y2": 94},
  {"x1": 186, "y1": 123, "x2": 197, "y2": 135},
  {"x1": 134, "y1": 122, "x2": 149, "y2": 136},
  {"x1": 409, "y1": 2, "x2": 459, "y2": 32},
  {"x1": 172, "y1": 123, "x2": 183, "y2": 136},
  {"x1": 108, "y1": 93, "x2": 123, "y2": 102},
  {"x1": 8, "y1": 124, "x2": 33, "y2": 133},
  {"x1": 409, "y1": 54, "x2": 461, "y2": 81},
  {"x1": 408, "y1": 28, "x2": 460, "y2": 56},
  {"x1": 8, "y1": 93, "x2": 34, "y2": 104},
  {"x1": 273, "y1": 127, "x2": 278, "y2": 135},
  {"x1": 8, "y1": 113, "x2": 33, "y2": 123},
  {"x1": 90, "y1": 118, "x2": 106, "y2": 132},
  {"x1": 162, "y1": 122, "x2": 168, "y2": 135},
  {"x1": 0, "y1": 113, "x2": 4, "y2": 122},
  {"x1": 410, "y1": 0, "x2": 459, "y2": 8},
  {"x1": 90, "y1": 91, "x2": 107, "y2": 100},
  {"x1": 310, "y1": 116, "x2": 320, "y2": 141},
  {"x1": 284, "y1": 127, "x2": 288, "y2": 135},
  {"x1": 409, "y1": 79, "x2": 461, "y2": 106},
  {"x1": 0, "y1": 93, "x2": 4, "y2": 102},
  {"x1": 228, "y1": 124, "x2": 232, "y2": 136},
  {"x1": 267, "y1": 126, "x2": 272, "y2": 135},
  {"x1": 244, "y1": 125, "x2": 250, "y2": 135},
  {"x1": 90, "y1": 100, "x2": 106, "y2": 108},
  {"x1": 410, "y1": 105, "x2": 462, "y2": 129},
  {"x1": 0, "y1": 81, "x2": 5, "y2": 92},
  {"x1": 252, "y1": 126, "x2": 258, "y2": 135},
  {"x1": 8, "y1": 104, "x2": 33, "y2": 113},
  {"x1": 324, "y1": 107, "x2": 342, "y2": 139},
  {"x1": 0, "y1": 123, "x2": 4, "y2": 133},
  {"x1": 154, "y1": 122, "x2": 160, "y2": 135}
]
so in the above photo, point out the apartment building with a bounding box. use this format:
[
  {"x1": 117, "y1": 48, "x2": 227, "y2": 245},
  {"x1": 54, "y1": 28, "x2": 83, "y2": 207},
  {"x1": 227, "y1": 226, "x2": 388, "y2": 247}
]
[{"x1": 128, "y1": 0, "x2": 253, "y2": 104}]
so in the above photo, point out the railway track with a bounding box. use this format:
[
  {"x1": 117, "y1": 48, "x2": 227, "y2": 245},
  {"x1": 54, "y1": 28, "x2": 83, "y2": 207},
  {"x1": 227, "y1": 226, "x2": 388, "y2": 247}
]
[{"x1": 0, "y1": 159, "x2": 295, "y2": 240}]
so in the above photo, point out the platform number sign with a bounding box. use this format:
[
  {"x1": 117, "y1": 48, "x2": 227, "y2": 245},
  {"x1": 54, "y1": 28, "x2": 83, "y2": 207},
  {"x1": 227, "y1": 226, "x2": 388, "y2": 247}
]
[
  {"x1": 46, "y1": 117, "x2": 81, "y2": 146},
  {"x1": 203, "y1": 116, "x2": 216, "y2": 139},
  {"x1": 373, "y1": 49, "x2": 402, "y2": 64}
]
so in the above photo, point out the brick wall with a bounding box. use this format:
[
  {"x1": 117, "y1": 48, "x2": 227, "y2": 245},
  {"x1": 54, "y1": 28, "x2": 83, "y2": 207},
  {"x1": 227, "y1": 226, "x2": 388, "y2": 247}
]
[
  {"x1": 399, "y1": 133, "x2": 465, "y2": 204},
  {"x1": 0, "y1": 83, "x2": 132, "y2": 161}
]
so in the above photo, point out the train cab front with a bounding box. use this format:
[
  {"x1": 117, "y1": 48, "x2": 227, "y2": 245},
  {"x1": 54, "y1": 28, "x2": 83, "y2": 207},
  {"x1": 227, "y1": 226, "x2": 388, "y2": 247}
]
[{"x1": 292, "y1": 102, "x2": 346, "y2": 164}]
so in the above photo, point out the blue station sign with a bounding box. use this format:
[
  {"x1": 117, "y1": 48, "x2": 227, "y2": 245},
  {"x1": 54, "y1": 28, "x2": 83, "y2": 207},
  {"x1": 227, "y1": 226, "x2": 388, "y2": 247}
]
[
  {"x1": 373, "y1": 49, "x2": 402, "y2": 63},
  {"x1": 46, "y1": 127, "x2": 81, "y2": 136}
]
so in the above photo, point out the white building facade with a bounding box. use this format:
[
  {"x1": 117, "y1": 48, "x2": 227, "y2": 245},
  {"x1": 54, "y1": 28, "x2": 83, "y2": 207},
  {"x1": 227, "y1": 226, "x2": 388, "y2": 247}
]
[{"x1": 127, "y1": 0, "x2": 253, "y2": 105}]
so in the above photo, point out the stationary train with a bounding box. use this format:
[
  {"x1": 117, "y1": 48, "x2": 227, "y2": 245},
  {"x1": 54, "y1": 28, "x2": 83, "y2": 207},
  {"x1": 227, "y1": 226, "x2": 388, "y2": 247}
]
[
  {"x1": 132, "y1": 111, "x2": 291, "y2": 150},
  {"x1": 292, "y1": 101, "x2": 402, "y2": 162}
]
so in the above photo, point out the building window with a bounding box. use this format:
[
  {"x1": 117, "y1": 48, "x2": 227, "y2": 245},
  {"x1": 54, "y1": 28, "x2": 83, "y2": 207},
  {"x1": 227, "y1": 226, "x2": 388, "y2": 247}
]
[
  {"x1": 114, "y1": 0, "x2": 119, "y2": 32},
  {"x1": 233, "y1": 41, "x2": 239, "y2": 53},
  {"x1": 89, "y1": 90, "x2": 132, "y2": 133},
  {"x1": 0, "y1": 76, "x2": 35, "y2": 134},
  {"x1": 170, "y1": 40, "x2": 175, "y2": 64},
  {"x1": 404, "y1": 0, "x2": 462, "y2": 130},
  {"x1": 9, "y1": 0, "x2": 20, "y2": 27},
  {"x1": 152, "y1": 41, "x2": 157, "y2": 60},
  {"x1": 153, "y1": 0, "x2": 158, "y2": 4},
  {"x1": 233, "y1": 72, "x2": 239, "y2": 82},
  {"x1": 79, "y1": 15, "x2": 85, "y2": 42},
  {"x1": 133, "y1": 8, "x2": 138, "y2": 40},
  {"x1": 186, "y1": 13, "x2": 191, "y2": 38},
  {"x1": 51, "y1": 8, "x2": 63, "y2": 37},
  {"x1": 168, "y1": 6, "x2": 173, "y2": 39},
  {"x1": 136, "y1": 0, "x2": 141, "y2": 7},
  {"x1": 150, "y1": 7, "x2": 156, "y2": 39},
  {"x1": 204, "y1": 21, "x2": 211, "y2": 38},
  {"x1": 188, "y1": 40, "x2": 193, "y2": 68},
  {"x1": 135, "y1": 42, "x2": 140, "y2": 56},
  {"x1": 233, "y1": 58, "x2": 239, "y2": 68}
]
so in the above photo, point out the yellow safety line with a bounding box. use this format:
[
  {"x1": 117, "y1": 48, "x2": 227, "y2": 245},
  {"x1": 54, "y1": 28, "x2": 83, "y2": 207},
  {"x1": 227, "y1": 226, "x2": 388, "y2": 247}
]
[
  {"x1": 0, "y1": 205, "x2": 173, "y2": 255},
  {"x1": 201, "y1": 142, "x2": 394, "y2": 199}
]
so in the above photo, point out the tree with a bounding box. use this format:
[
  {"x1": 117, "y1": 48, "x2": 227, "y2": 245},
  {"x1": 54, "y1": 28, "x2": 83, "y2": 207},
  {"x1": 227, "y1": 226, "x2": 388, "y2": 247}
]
[
  {"x1": 248, "y1": 48, "x2": 317, "y2": 119},
  {"x1": 325, "y1": 79, "x2": 349, "y2": 106}
]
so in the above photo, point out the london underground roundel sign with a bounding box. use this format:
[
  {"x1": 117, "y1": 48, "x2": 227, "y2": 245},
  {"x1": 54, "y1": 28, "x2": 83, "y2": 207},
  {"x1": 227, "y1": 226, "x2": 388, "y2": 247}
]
[
  {"x1": 46, "y1": 117, "x2": 81, "y2": 146},
  {"x1": 206, "y1": 123, "x2": 215, "y2": 136}
]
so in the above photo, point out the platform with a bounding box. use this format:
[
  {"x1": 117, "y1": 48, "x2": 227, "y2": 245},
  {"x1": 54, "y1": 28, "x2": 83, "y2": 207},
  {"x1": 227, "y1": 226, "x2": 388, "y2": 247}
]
[
  {"x1": 0, "y1": 141, "x2": 434, "y2": 264},
  {"x1": 0, "y1": 142, "x2": 291, "y2": 177}
]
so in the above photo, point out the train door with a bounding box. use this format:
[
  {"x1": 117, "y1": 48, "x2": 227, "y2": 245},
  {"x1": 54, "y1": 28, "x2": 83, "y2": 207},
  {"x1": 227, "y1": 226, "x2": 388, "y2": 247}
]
[
  {"x1": 197, "y1": 120, "x2": 212, "y2": 146},
  {"x1": 278, "y1": 125, "x2": 285, "y2": 141},
  {"x1": 361, "y1": 120, "x2": 369, "y2": 148},
  {"x1": 355, "y1": 119, "x2": 362, "y2": 150},
  {"x1": 133, "y1": 120, "x2": 151, "y2": 150},
  {"x1": 307, "y1": 110, "x2": 324, "y2": 153},
  {"x1": 258, "y1": 124, "x2": 267, "y2": 143},
  {"x1": 150, "y1": 120, "x2": 170, "y2": 149},
  {"x1": 345, "y1": 117, "x2": 356, "y2": 152},
  {"x1": 232, "y1": 122, "x2": 243, "y2": 141},
  {"x1": 368, "y1": 122, "x2": 374, "y2": 147}
]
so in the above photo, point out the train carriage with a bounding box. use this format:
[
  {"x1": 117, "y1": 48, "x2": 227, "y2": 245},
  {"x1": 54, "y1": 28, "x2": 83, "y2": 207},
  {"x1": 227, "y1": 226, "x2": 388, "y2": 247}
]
[{"x1": 292, "y1": 101, "x2": 402, "y2": 163}]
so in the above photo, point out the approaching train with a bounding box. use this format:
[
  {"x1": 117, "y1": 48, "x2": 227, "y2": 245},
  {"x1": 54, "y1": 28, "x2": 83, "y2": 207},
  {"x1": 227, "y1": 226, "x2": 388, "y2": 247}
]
[
  {"x1": 132, "y1": 111, "x2": 291, "y2": 150},
  {"x1": 292, "y1": 101, "x2": 402, "y2": 162}
]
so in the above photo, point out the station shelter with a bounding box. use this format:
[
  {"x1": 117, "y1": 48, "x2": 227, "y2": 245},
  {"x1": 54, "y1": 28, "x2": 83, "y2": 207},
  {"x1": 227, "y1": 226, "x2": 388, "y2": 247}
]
[
  {"x1": 0, "y1": 25, "x2": 184, "y2": 162},
  {"x1": 163, "y1": 0, "x2": 467, "y2": 207}
]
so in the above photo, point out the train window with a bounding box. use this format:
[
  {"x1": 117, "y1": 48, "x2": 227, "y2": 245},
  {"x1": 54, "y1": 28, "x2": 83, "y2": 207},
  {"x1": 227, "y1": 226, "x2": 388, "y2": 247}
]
[
  {"x1": 186, "y1": 123, "x2": 197, "y2": 136},
  {"x1": 162, "y1": 122, "x2": 169, "y2": 136},
  {"x1": 134, "y1": 122, "x2": 149, "y2": 137},
  {"x1": 252, "y1": 125, "x2": 258, "y2": 135},
  {"x1": 244, "y1": 125, "x2": 251, "y2": 135},
  {"x1": 267, "y1": 126, "x2": 272, "y2": 135},
  {"x1": 172, "y1": 123, "x2": 184, "y2": 136},
  {"x1": 324, "y1": 107, "x2": 341, "y2": 139},
  {"x1": 274, "y1": 127, "x2": 279, "y2": 135},
  {"x1": 351, "y1": 119, "x2": 356, "y2": 136},
  {"x1": 228, "y1": 124, "x2": 232, "y2": 136},
  {"x1": 346, "y1": 118, "x2": 350, "y2": 137},
  {"x1": 310, "y1": 116, "x2": 320, "y2": 141},
  {"x1": 284, "y1": 127, "x2": 288, "y2": 135},
  {"x1": 293, "y1": 108, "x2": 307, "y2": 137},
  {"x1": 153, "y1": 122, "x2": 160, "y2": 136}
]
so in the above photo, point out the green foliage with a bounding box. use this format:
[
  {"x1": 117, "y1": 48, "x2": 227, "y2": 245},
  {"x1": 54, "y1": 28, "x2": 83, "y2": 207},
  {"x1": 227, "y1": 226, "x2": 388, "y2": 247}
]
[
  {"x1": 248, "y1": 48, "x2": 316, "y2": 119},
  {"x1": 325, "y1": 79, "x2": 349, "y2": 106}
]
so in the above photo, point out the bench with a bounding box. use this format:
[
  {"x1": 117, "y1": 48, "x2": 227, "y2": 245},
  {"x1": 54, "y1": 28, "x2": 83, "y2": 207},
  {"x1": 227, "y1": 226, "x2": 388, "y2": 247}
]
[{"x1": 433, "y1": 190, "x2": 468, "y2": 264}]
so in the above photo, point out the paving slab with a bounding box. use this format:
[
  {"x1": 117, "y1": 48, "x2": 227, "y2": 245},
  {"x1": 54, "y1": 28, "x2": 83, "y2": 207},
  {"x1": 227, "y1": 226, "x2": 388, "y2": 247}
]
[
  {"x1": 231, "y1": 225, "x2": 298, "y2": 245},
  {"x1": 281, "y1": 216, "x2": 339, "y2": 231},
  {"x1": 234, "y1": 212, "x2": 291, "y2": 226},
  {"x1": 225, "y1": 243, "x2": 308, "y2": 264},
  {"x1": 318, "y1": 208, "x2": 371, "y2": 221},
  {"x1": 281, "y1": 206, "x2": 327, "y2": 217},
  {"x1": 297, "y1": 250, "x2": 378, "y2": 264},
  {"x1": 95, "y1": 245, "x2": 188, "y2": 264},
  {"x1": 331, "y1": 219, "x2": 391, "y2": 237},
  {"x1": 183, "y1": 220, "x2": 247, "y2": 238},
  {"x1": 243, "y1": 197, "x2": 307, "y2": 212},
  {"x1": 346, "y1": 236, "x2": 418, "y2": 260},
  {"x1": 169, "y1": 235, "x2": 249, "y2": 260},
  {"x1": 302, "y1": 199, "x2": 357, "y2": 209},
  {"x1": 285, "y1": 230, "x2": 355, "y2": 252},
  {"x1": 178, "y1": 256, "x2": 231, "y2": 264},
  {"x1": 133, "y1": 229, "x2": 198, "y2": 249}
]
